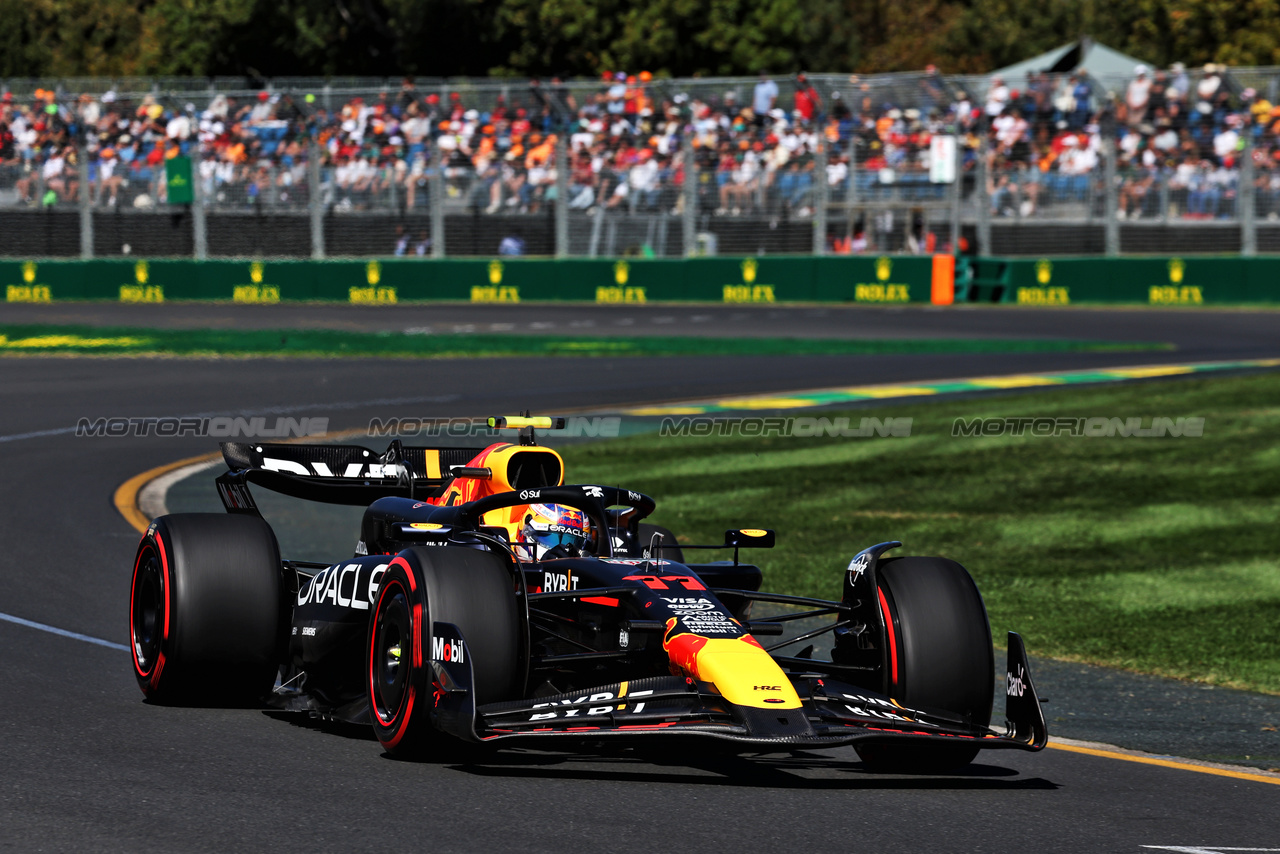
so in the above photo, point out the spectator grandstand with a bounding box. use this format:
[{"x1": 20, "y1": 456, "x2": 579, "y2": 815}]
[{"x1": 3, "y1": 63, "x2": 1280, "y2": 257}]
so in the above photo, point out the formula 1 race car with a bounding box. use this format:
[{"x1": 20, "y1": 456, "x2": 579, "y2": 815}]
[{"x1": 129, "y1": 416, "x2": 1047, "y2": 771}]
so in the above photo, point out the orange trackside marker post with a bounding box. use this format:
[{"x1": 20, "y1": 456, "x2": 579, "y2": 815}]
[{"x1": 931, "y1": 254, "x2": 955, "y2": 305}]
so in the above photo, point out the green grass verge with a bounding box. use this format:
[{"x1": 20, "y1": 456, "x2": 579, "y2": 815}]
[
  {"x1": 0, "y1": 325, "x2": 1168, "y2": 358},
  {"x1": 559, "y1": 371, "x2": 1280, "y2": 694}
]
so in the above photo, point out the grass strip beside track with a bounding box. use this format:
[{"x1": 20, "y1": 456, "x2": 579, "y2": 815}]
[
  {"x1": 561, "y1": 371, "x2": 1280, "y2": 695},
  {"x1": 0, "y1": 325, "x2": 1167, "y2": 359}
]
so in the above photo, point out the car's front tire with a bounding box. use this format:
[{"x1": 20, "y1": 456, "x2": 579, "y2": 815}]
[
  {"x1": 368, "y1": 546, "x2": 521, "y2": 758},
  {"x1": 854, "y1": 556, "x2": 994, "y2": 773}
]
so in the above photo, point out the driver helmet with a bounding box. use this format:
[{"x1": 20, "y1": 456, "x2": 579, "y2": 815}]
[{"x1": 520, "y1": 503, "x2": 592, "y2": 558}]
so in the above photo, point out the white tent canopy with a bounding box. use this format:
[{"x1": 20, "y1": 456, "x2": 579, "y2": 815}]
[{"x1": 989, "y1": 38, "x2": 1152, "y2": 83}]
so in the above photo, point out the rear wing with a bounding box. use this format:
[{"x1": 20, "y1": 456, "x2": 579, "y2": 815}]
[{"x1": 216, "y1": 441, "x2": 487, "y2": 509}]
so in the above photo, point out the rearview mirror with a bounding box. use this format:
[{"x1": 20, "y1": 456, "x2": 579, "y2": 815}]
[{"x1": 724, "y1": 528, "x2": 775, "y2": 548}]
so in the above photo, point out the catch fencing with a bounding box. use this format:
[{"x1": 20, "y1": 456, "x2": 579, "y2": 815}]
[{"x1": 6, "y1": 67, "x2": 1280, "y2": 259}]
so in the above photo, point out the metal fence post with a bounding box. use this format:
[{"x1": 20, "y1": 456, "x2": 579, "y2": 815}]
[
  {"x1": 308, "y1": 139, "x2": 324, "y2": 259},
  {"x1": 811, "y1": 140, "x2": 828, "y2": 255},
  {"x1": 78, "y1": 141, "x2": 93, "y2": 258},
  {"x1": 555, "y1": 133, "x2": 569, "y2": 257},
  {"x1": 1241, "y1": 135, "x2": 1257, "y2": 257},
  {"x1": 1103, "y1": 139, "x2": 1120, "y2": 256},
  {"x1": 949, "y1": 138, "x2": 962, "y2": 254},
  {"x1": 975, "y1": 147, "x2": 991, "y2": 256},
  {"x1": 682, "y1": 133, "x2": 697, "y2": 257},
  {"x1": 191, "y1": 140, "x2": 207, "y2": 259},
  {"x1": 845, "y1": 140, "x2": 858, "y2": 245},
  {"x1": 430, "y1": 144, "x2": 445, "y2": 258}
]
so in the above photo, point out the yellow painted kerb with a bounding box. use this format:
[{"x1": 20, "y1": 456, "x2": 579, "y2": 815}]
[
  {"x1": 1048, "y1": 741, "x2": 1280, "y2": 787},
  {"x1": 113, "y1": 452, "x2": 221, "y2": 534}
]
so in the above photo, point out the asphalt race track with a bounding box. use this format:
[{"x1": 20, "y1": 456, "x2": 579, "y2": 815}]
[
  {"x1": 7, "y1": 301, "x2": 1280, "y2": 366},
  {"x1": 1, "y1": 304, "x2": 1278, "y2": 852}
]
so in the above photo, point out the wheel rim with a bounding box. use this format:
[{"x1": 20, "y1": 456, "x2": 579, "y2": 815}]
[
  {"x1": 131, "y1": 551, "x2": 164, "y2": 673},
  {"x1": 372, "y1": 589, "x2": 411, "y2": 724}
]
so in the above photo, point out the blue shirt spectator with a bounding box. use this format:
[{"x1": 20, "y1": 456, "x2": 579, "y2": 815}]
[{"x1": 753, "y1": 73, "x2": 779, "y2": 116}]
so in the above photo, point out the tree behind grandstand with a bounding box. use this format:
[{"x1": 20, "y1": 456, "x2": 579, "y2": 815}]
[{"x1": 1, "y1": 0, "x2": 1276, "y2": 78}]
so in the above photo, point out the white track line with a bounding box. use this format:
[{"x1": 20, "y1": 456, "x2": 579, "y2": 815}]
[{"x1": 0, "y1": 611, "x2": 128, "y2": 652}]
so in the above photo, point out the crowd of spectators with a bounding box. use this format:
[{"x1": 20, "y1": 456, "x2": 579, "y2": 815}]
[
  {"x1": 980, "y1": 61, "x2": 1280, "y2": 220},
  {"x1": 2, "y1": 63, "x2": 1277, "y2": 228}
]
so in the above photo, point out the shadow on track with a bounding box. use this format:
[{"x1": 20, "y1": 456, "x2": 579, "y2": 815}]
[
  {"x1": 441, "y1": 749, "x2": 1059, "y2": 791},
  {"x1": 262, "y1": 710, "x2": 379, "y2": 741},
  {"x1": 261, "y1": 709, "x2": 1057, "y2": 789}
]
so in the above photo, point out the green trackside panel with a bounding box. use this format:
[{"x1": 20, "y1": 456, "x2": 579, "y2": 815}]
[
  {"x1": 35, "y1": 260, "x2": 89, "y2": 299},
  {"x1": 562, "y1": 258, "x2": 685, "y2": 303},
  {"x1": 191, "y1": 261, "x2": 244, "y2": 301},
  {"x1": 1003, "y1": 258, "x2": 1115, "y2": 305},
  {"x1": 814, "y1": 255, "x2": 931, "y2": 304},
  {"x1": 489, "y1": 258, "x2": 566, "y2": 301},
  {"x1": 1003, "y1": 257, "x2": 1248, "y2": 305},
  {"x1": 684, "y1": 257, "x2": 768, "y2": 302},
  {"x1": 385, "y1": 259, "x2": 483, "y2": 301},
  {"x1": 1116, "y1": 256, "x2": 1245, "y2": 306},
  {"x1": 1, "y1": 260, "x2": 114, "y2": 300},
  {"x1": 422, "y1": 257, "x2": 517, "y2": 303},
  {"x1": 450, "y1": 258, "x2": 558, "y2": 303},
  {"x1": 1242, "y1": 257, "x2": 1280, "y2": 304},
  {"x1": 107, "y1": 259, "x2": 169, "y2": 302},
  {"x1": 5, "y1": 257, "x2": 1276, "y2": 305},
  {"x1": 626, "y1": 258, "x2": 691, "y2": 302},
  {"x1": 358, "y1": 259, "x2": 437, "y2": 302},
  {"x1": 756, "y1": 256, "x2": 817, "y2": 302},
  {"x1": 313, "y1": 260, "x2": 370, "y2": 302},
  {"x1": 0, "y1": 261, "x2": 31, "y2": 302},
  {"x1": 263, "y1": 260, "x2": 319, "y2": 301},
  {"x1": 555, "y1": 259, "x2": 626, "y2": 303},
  {"x1": 448, "y1": 260, "x2": 497, "y2": 300},
  {"x1": 266, "y1": 261, "x2": 324, "y2": 301},
  {"x1": 196, "y1": 260, "x2": 299, "y2": 302},
  {"x1": 1, "y1": 259, "x2": 58, "y2": 301},
  {"x1": 811, "y1": 256, "x2": 853, "y2": 302},
  {"x1": 2, "y1": 260, "x2": 56, "y2": 301},
  {"x1": 320, "y1": 258, "x2": 453, "y2": 303}
]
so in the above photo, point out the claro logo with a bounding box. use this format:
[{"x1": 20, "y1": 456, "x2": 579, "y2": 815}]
[{"x1": 1007, "y1": 664, "x2": 1027, "y2": 697}]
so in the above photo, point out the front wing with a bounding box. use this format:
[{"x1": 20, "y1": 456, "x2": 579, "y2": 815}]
[{"x1": 431, "y1": 627, "x2": 1048, "y2": 752}]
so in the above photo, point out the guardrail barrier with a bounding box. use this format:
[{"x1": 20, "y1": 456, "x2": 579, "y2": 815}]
[{"x1": 2, "y1": 255, "x2": 1276, "y2": 305}]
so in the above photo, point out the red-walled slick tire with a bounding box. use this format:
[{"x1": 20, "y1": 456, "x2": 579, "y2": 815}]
[
  {"x1": 855, "y1": 556, "x2": 994, "y2": 773},
  {"x1": 130, "y1": 513, "x2": 283, "y2": 704},
  {"x1": 367, "y1": 546, "x2": 520, "y2": 758}
]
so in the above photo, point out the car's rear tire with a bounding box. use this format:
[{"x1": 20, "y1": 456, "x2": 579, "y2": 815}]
[
  {"x1": 129, "y1": 513, "x2": 284, "y2": 704},
  {"x1": 367, "y1": 546, "x2": 521, "y2": 758},
  {"x1": 637, "y1": 523, "x2": 684, "y2": 563},
  {"x1": 854, "y1": 556, "x2": 994, "y2": 774}
]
